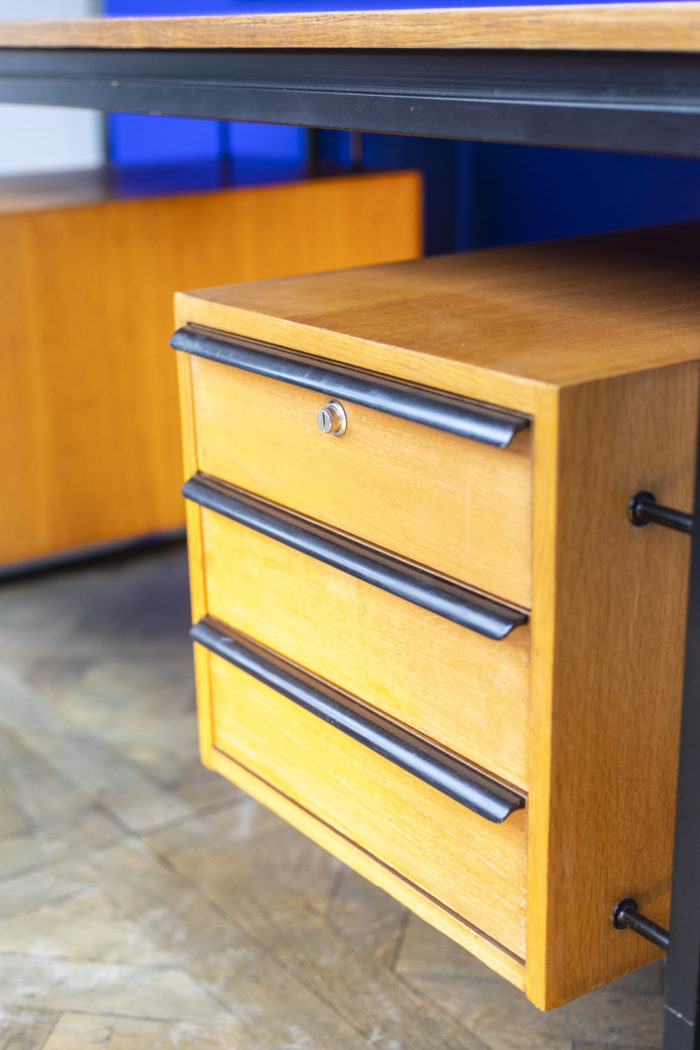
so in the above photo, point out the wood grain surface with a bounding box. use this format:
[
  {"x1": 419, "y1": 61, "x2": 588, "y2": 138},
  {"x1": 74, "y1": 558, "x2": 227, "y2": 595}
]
[
  {"x1": 206, "y1": 744, "x2": 527, "y2": 992},
  {"x1": 0, "y1": 537, "x2": 674, "y2": 1045},
  {"x1": 201, "y1": 505, "x2": 531, "y2": 788},
  {"x1": 526, "y1": 361, "x2": 698, "y2": 1008},
  {"x1": 0, "y1": 4, "x2": 699, "y2": 53},
  {"x1": 0, "y1": 170, "x2": 421, "y2": 568},
  {"x1": 207, "y1": 648, "x2": 528, "y2": 957},
  {"x1": 176, "y1": 221, "x2": 700, "y2": 420},
  {"x1": 180, "y1": 220, "x2": 700, "y2": 1008},
  {"x1": 189, "y1": 355, "x2": 533, "y2": 607}
]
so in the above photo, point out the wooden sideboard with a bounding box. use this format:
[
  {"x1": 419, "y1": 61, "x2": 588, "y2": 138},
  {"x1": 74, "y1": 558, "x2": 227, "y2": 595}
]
[{"x1": 0, "y1": 167, "x2": 420, "y2": 570}]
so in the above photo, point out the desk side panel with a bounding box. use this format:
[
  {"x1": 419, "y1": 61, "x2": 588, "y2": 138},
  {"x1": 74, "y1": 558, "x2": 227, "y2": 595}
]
[{"x1": 527, "y1": 362, "x2": 698, "y2": 1007}]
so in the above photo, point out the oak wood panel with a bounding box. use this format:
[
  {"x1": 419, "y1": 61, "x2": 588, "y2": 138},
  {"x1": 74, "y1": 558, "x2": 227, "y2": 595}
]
[
  {"x1": 206, "y1": 746, "x2": 526, "y2": 992},
  {"x1": 180, "y1": 221, "x2": 700, "y2": 1007},
  {"x1": 200, "y1": 506, "x2": 531, "y2": 788},
  {"x1": 177, "y1": 221, "x2": 700, "y2": 419},
  {"x1": 0, "y1": 170, "x2": 421, "y2": 567},
  {"x1": 190, "y1": 356, "x2": 533, "y2": 607},
  {"x1": 176, "y1": 351, "x2": 214, "y2": 764},
  {"x1": 206, "y1": 648, "x2": 528, "y2": 957},
  {"x1": 1, "y1": 4, "x2": 699, "y2": 53},
  {"x1": 526, "y1": 361, "x2": 698, "y2": 1009}
]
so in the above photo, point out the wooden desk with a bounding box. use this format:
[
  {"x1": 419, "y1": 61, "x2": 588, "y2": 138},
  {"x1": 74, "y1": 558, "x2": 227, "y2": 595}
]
[{"x1": 0, "y1": 8, "x2": 697, "y2": 1046}]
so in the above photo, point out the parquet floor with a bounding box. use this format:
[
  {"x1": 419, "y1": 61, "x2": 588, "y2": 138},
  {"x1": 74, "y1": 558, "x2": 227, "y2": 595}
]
[{"x1": 0, "y1": 544, "x2": 666, "y2": 1049}]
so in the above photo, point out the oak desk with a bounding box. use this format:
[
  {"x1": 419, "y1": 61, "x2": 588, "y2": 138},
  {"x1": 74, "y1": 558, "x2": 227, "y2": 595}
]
[{"x1": 0, "y1": 6, "x2": 698, "y2": 1046}]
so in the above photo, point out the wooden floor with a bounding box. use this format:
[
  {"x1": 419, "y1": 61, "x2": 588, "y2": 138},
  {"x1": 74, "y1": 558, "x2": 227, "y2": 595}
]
[{"x1": 0, "y1": 544, "x2": 666, "y2": 1049}]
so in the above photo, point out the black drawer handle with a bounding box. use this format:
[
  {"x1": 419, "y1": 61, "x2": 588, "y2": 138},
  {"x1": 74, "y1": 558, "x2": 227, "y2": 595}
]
[
  {"x1": 192, "y1": 616, "x2": 525, "y2": 824},
  {"x1": 171, "y1": 324, "x2": 530, "y2": 449},
  {"x1": 183, "y1": 473, "x2": 527, "y2": 641}
]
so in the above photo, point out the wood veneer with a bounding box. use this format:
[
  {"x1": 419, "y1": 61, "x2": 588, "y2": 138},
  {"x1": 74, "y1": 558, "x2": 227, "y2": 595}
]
[
  {"x1": 177, "y1": 221, "x2": 698, "y2": 1008},
  {"x1": 201, "y1": 505, "x2": 531, "y2": 788},
  {"x1": 209, "y1": 650, "x2": 528, "y2": 958},
  {"x1": 0, "y1": 168, "x2": 421, "y2": 569},
  {"x1": 190, "y1": 354, "x2": 532, "y2": 607},
  {"x1": 1, "y1": 4, "x2": 699, "y2": 53}
]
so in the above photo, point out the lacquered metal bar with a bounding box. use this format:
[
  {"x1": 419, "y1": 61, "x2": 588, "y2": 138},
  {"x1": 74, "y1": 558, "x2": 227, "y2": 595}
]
[
  {"x1": 1, "y1": 47, "x2": 700, "y2": 157},
  {"x1": 663, "y1": 428, "x2": 700, "y2": 1049},
  {"x1": 629, "y1": 492, "x2": 694, "y2": 535},
  {"x1": 613, "y1": 898, "x2": 671, "y2": 952},
  {"x1": 192, "y1": 615, "x2": 525, "y2": 823},
  {"x1": 183, "y1": 473, "x2": 528, "y2": 641},
  {"x1": 172, "y1": 325, "x2": 529, "y2": 448}
]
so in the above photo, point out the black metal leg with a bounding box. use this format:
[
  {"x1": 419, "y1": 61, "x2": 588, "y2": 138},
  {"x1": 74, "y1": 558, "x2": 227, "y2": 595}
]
[{"x1": 663, "y1": 420, "x2": 700, "y2": 1050}]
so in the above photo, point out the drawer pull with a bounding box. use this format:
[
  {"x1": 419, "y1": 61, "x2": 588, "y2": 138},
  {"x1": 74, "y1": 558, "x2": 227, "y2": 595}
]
[
  {"x1": 192, "y1": 616, "x2": 525, "y2": 824},
  {"x1": 183, "y1": 473, "x2": 528, "y2": 640},
  {"x1": 171, "y1": 325, "x2": 529, "y2": 448}
]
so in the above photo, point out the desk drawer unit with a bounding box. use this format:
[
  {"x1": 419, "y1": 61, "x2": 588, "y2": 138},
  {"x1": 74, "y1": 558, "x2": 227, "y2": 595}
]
[{"x1": 174, "y1": 221, "x2": 700, "y2": 1010}]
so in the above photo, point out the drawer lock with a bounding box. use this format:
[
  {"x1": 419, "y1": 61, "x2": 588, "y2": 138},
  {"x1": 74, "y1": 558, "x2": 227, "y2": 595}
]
[{"x1": 317, "y1": 399, "x2": 347, "y2": 437}]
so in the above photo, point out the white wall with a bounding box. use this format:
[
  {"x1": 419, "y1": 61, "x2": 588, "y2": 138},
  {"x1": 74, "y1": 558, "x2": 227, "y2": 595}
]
[{"x1": 0, "y1": 0, "x2": 105, "y2": 175}]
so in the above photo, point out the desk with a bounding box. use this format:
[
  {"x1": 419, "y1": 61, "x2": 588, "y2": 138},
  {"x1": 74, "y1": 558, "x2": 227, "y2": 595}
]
[{"x1": 0, "y1": 7, "x2": 697, "y2": 1046}]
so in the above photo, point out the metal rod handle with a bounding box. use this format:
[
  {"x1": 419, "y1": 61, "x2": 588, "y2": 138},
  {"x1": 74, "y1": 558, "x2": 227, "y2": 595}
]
[
  {"x1": 629, "y1": 491, "x2": 694, "y2": 535},
  {"x1": 612, "y1": 897, "x2": 671, "y2": 952}
]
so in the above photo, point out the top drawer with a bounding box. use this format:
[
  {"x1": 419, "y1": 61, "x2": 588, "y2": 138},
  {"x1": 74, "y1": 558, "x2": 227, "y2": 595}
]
[{"x1": 175, "y1": 326, "x2": 532, "y2": 607}]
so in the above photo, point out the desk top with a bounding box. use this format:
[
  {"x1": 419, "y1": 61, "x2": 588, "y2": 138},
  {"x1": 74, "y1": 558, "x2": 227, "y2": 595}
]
[
  {"x1": 176, "y1": 221, "x2": 700, "y2": 405},
  {"x1": 0, "y1": 3, "x2": 699, "y2": 53}
]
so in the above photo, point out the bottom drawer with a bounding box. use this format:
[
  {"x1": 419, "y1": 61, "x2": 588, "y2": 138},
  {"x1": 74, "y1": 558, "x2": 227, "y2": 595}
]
[{"x1": 197, "y1": 622, "x2": 528, "y2": 959}]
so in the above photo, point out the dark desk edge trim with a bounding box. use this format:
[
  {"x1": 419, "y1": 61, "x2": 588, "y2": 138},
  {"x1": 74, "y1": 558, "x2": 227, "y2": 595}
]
[{"x1": 1, "y1": 47, "x2": 699, "y2": 156}]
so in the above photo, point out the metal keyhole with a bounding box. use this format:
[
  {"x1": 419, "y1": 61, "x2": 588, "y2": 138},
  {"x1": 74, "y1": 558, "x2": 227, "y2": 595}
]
[{"x1": 317, "y1": 399, "x2": 347, "y2": 437}]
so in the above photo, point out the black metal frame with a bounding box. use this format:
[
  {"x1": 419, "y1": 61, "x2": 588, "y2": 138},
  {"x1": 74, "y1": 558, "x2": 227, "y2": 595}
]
[
  {"x1": 0, "y1": 35, "x2": 697, "y2": 1047},
  {"x1": 1, "y1": 46, "x2": 700, "y2": 156},
  {"x1": 663, "y1": 419, "x2": 700, "y2": 1050}
]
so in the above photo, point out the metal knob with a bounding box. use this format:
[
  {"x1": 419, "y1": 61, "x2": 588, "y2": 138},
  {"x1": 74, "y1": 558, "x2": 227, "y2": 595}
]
[{"x1": 317, "y1": 399, "x2": 347, "y2": 437}]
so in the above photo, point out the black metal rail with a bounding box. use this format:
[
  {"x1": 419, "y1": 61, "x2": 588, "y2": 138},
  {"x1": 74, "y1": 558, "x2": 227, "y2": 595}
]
[
  {"x1": 664, "y1": 422, "x2": 700, "y2": 1050},
  {"x1": 1, "y1": 47, "x2": 700, "y2": 157}
]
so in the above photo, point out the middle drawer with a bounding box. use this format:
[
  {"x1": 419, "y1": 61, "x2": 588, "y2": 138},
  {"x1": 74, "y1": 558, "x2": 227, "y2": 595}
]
[{"x1": 192, "y1": 481, "x2": 530, "y2": 789}]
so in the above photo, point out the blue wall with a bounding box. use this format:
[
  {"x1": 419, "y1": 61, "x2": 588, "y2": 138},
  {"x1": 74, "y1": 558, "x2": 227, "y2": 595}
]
[{"x1": 105, "y1": 0, "x2": 700, "y2": 253}]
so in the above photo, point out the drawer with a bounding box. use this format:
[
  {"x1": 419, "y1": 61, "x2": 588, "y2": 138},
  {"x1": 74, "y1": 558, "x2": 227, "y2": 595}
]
[
  {"x1": 188, "y1": 476, "x2": 530, "y2": 788},
  {"x1": 175, "y1": 327, "x2": 532, "y2": 607},
  {"x1": 195, "y1": 618, "x2": 528, "y2": 958}
]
